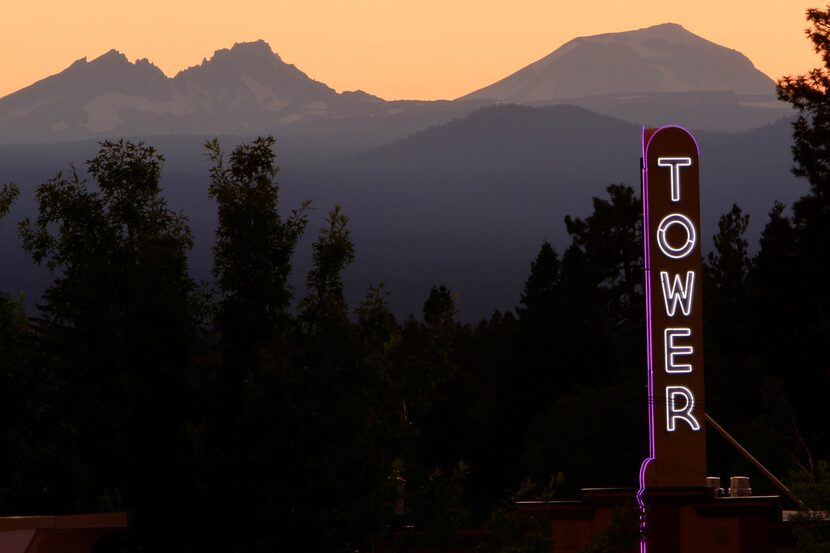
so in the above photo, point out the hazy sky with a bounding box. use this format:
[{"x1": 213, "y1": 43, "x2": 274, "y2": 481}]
[{"x1": 1, "y1": 0, "x2": 821, "y2": 101}]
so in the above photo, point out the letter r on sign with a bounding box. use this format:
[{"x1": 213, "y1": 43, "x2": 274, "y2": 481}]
[{"x1": 665, "y1": 386, "x2": 701, "y2": 432}]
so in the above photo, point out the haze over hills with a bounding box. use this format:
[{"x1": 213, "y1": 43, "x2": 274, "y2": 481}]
[
  {"x1": 314, "y1": 104, "x2": 801, "y2": 244},
  {"x1": 0, "y1": 104, "x2": 805, "y2": 319},
  {"x1": 0, "y1": 24, "x2": 792, "y2": 146}
]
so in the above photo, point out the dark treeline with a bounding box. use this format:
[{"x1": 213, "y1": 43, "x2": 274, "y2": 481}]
[
  {"x1": 2, "y1": 8, "x2": 830, "y2": 553},
  {"x1": 0, "y1": 136, "x2": 654, "y2": 551},
  {"x1": 0, "y1": 134, "x2": 828, "y2": 552}
]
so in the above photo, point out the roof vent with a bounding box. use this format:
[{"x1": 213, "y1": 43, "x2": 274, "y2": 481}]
[
  {"x1": 707, "y1": 476, "x2": 724, "y2": 497},
  {"x1": 729, "y1": 476, "x2": 751, "y2": 497}
]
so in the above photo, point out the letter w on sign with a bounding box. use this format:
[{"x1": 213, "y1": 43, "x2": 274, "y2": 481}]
[{"x1": 660, "y1": 271, "x2": 694, "y2": 317}]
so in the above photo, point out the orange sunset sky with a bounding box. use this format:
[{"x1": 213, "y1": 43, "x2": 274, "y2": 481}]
[{"x1": 1, "y1": 0, "x2": 823, "y2": 101}]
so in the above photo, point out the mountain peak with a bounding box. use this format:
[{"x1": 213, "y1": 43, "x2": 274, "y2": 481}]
[
  {"x1": 569, "y1": 22, "x2": 705, "y2": 49},
  {"x1": 90, "y1": 49, "x2": 130, "y2": 65},
  {"x1": 229, "y1": 39, "x2": 276, "y2": 54},
  {"x1": 176, "y1": 39, "x2": 285, "y2": 78},
  {"x1": 170, "y1": 38, "x2": 340, "y2": 114},
  {"x1": 643, "y1": 22, "x2": 685, "y2": 31},
  {"x1": 462, "y1": 23, "x2": 775, "y2": 102},
  {"x1": 216, "y1": 39, "x2": 282, "y2": 62}
]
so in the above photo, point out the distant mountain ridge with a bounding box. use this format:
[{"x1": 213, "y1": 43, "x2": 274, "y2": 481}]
[
  {"x1": 0, "y1": 26, "x2": 791, "y2": 144},
  {"x1": 0, "y1": 103, "x2": 804, "y2": 319},
  {"x1": 0, "y1": 40, "x2": 399, "y2": 142}
]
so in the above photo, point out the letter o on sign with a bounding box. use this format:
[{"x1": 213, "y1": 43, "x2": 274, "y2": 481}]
[{"x1": 656, "y1": 214, "x2": 696, "y2": 259}]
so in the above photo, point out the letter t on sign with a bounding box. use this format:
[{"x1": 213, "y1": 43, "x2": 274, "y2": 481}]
[{"x1": 657, "y1": 157, "x2": 692, "y2": 202}]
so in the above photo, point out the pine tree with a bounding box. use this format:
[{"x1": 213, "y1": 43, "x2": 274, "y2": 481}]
[
  {"x1": 564, "y1": 183, "x2": 643, "y2": 311},
  {"x1": 206, "y1": 135, "x2": 309, "y2": 365},
  {"x1": 203, "y1": 136, "x2": 312, "y2": 552},
  {"x1": 778, "y1": 6, "x2": 830, "y2": 200},
  {"x1": 703, "y1": 204, "x2": 751, "y2": 352},
  {"x1": 0, "y1": 182, "x2": 18, "y2": 218},
  {"x1": 300, "y1": 205, "x2": 355, "y2": 333},
  {"x1": 18, "y1": 140, "x2": 199, "y2": 549},
  {"x1": 776, "y1": 5, "x2": 830, "y2": 457},
  {"x1": 516, "y1": 241, "x2": 561, "y2": 329},
  {"x1": 561, "y1": 183, "x2": 644, "y2": 385}
]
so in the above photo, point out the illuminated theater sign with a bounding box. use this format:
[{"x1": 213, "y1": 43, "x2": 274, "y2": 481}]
[{"x1": 638, "y1": 126, "x2": 706, "y2": 500}]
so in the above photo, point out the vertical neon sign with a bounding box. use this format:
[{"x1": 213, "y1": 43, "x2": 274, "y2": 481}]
[{"x1": 638, "y1": 127, "x2": 707, "y2": 553}]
